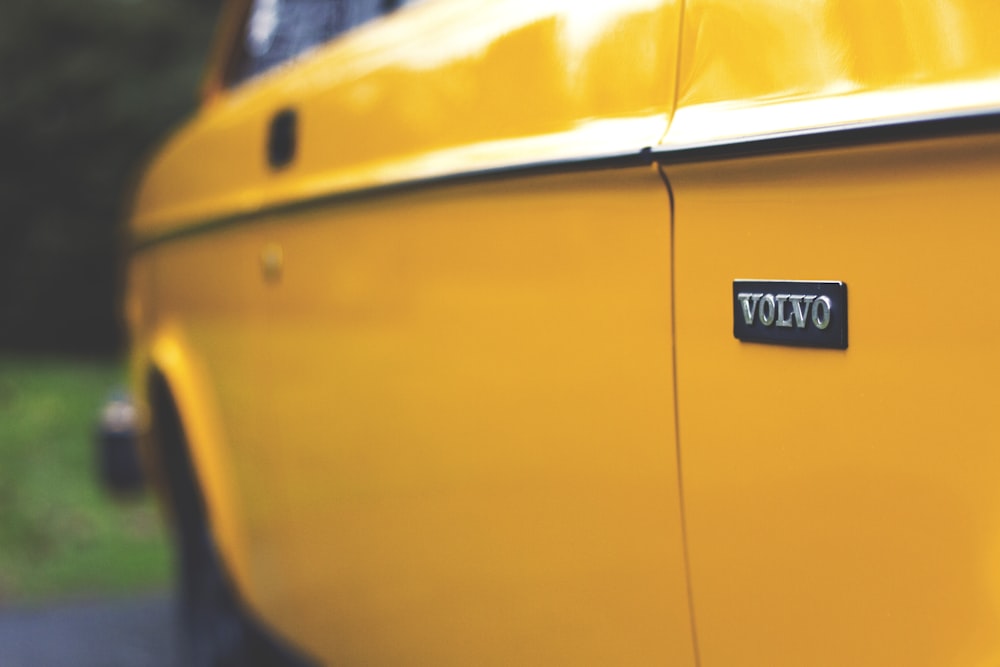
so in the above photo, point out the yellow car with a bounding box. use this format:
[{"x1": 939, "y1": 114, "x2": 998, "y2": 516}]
[{"x1": 127, "y1": 0, "x2": 1000, "y2": 664}]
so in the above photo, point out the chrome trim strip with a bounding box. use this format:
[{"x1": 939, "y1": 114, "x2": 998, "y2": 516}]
[
  {"x1": 654, "y1": 107, "x2": 1000, "y2": 164},
  {"x1": 132, "y1": 108, "x2": 1000, "y2": 252},
  {"x1": 130, "y1": 148, "x2": 654, "y2": 251}
]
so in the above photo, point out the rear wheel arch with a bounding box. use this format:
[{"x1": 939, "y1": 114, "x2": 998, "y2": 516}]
[
  {"x1": 145, "y1": 365, "x2": 317, "y2": 667},
  {"x1": 146, "y1": 368, "x2": 208, "y2": 544},
  {"x1": 140, "y1": 334, "x2": 251, "y2": 591}
]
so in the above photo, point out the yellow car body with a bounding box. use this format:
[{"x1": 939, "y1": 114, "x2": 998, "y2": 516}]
[{"x1": 128, "y1": 0, "x2": 1000, "y2": 664}]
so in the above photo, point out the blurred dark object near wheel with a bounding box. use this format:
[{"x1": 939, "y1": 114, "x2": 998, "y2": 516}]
[{"x1": 96, "y1": 391, "x2": 144, "y2": 497}]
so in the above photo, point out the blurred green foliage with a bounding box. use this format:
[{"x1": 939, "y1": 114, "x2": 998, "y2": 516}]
[
  {"x1": 0, "y1": 356, "x2": 171, "y2": 603},
  {"x1": 0, "y1": 0, "x2": 219, "y2": 355}
]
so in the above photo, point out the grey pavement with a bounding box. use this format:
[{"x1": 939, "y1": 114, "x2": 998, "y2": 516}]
[{"x1": 0, "y1": 593, "x2": 177, "y2": 667}]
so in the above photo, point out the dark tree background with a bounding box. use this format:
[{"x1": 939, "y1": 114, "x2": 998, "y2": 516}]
[{"x1": 0, "y1": 0, "x2": 220, "y2": 356}]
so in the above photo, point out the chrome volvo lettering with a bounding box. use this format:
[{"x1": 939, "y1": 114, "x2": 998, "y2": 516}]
[
  {"x1": 790, "y1": 295, "x2": 816, "y2": 328},
  {"x1": 738, "y1": 292, "x2": 763, "y2": 325},
  {"x1": 734, "y1": 280, "x2": 847, "y2": 349},
  {"x1": 776, "y1": 294, "x2": 793, "y2": 328},
  {"x1": 737, "y1": 291, "x2": 832, "y2": 330},
  {"x1": 812, "y1": 296, "x2": 832, "y2": 330},
  {"x1": 759, "y1": 294, "x2": 776, "y2": 325}
]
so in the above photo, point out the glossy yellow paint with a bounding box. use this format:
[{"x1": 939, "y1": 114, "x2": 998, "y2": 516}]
[
  {"x1": 139, "y1": 167, "x2": 695, "y2": 664},
  {"x1": 665, "y1": 0, "x2": 1000, "y2": 148},
  {"x1": 128, "y1": 0, "x2": 1000, "y2": 663},
  {"x1": 668, "y1": 136, "x2": 1000, "y2": 667},
  {"x1": 657, "y1": 3, "x2": 1000, "y2": 665},
  {"x1": 129, "y1": 3, "x2": 690, "y2": 661},
  {"x1": 132, "y1": 0, "x2": 682, "y2": 236}
]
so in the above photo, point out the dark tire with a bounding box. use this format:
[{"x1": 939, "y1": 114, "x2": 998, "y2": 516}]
[
  {"x1": 178, "y1": 523, "x2": 270, "y2": 667},
  {"x1": 150, "y1": 374, "x2": 315, "y2": 667}
]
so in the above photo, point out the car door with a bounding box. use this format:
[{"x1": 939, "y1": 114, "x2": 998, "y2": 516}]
[
  {"x1": 246, "y1": 2, "x2": 695, "y2": 663},
  {"x1": 132, "y1": 0, "x2": 697, "y2": 663}
]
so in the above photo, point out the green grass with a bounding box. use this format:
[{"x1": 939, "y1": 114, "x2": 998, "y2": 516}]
[{"x1": 0, "y1": 356, "x2": 172, "y2": 604}]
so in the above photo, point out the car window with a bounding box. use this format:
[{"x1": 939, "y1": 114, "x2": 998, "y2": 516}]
[{"x1": 232, "y1": 0, "x2": 399, "y2": 85}]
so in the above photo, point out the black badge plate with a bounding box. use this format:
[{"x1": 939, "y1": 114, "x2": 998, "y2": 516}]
[{"x1": 733, "y1": 280, "x2": 848, "y2": 349}]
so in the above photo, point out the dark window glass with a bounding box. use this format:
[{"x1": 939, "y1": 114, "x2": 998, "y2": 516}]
[
  {"x1": 232, "y1": 0, "x2": 395, "y2": 85},
  {"x1": 240, "y1": 0, "x2": 341, "y2": 81}
]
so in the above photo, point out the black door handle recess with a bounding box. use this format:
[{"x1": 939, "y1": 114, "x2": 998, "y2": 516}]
[{"x1": 268, "y1": 109, "x2": 297, "y2": 169}]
